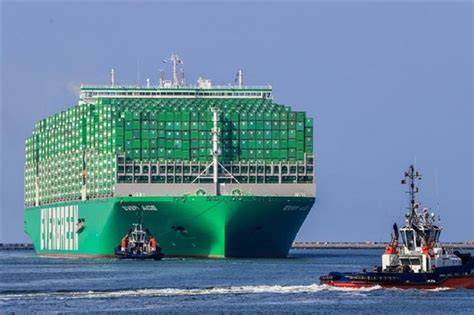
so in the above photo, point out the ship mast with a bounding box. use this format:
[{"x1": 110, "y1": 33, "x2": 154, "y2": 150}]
[
  {"x1": 236, "y1": 69, "x2": 243, "y2": 88},
  {"x1": 110, "y1": 68, "x2": 115, "y2": 87},
  {"x1": 402, "y1": 165, "x2": 421, "y2": 226},
  {"x1": 159, "y1": 69, "x2": 164, "y2": 88},
  {"x1": 190, "y1": 106, "x2": 238, "y2": 191},
  {"x1": 211, "y1": 107, "x2": 221, "y2": 195},
  {"x1": 165, "y1": 52, "x2": 183, "y2": 88}
]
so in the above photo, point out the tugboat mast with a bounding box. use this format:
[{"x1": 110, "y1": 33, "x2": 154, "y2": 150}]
[{"x1": 402, "y1": 165, "x2": 422, "y2": 226}]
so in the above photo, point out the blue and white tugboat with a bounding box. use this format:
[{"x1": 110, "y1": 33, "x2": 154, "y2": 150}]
[{"x1": 320, "y1": 165, "x2": 474, "y2": 289}]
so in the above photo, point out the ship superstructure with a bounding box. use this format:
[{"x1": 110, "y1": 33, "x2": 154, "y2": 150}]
[
  {"x1": 381, "y1": 165, "x2": 462, "y2": 273},
  {"x1": 24, "y1": 53, "x2": 316, "y2": 258}
]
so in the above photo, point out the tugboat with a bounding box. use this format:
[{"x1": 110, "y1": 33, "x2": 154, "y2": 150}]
[
  {"x1": 114, "y1": 210, "x2": 164, "y2": 260},
  {"x1": 320, "y1": 165, "x2": 474, "y2": 289}
]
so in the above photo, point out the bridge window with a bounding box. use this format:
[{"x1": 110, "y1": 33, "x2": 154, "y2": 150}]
[
  {"x1": 415, "y1": 233, "x2": 421, "y2": 247},
  {"x1": 402, "y1": 230, "x2": 416, "y2": 250}
]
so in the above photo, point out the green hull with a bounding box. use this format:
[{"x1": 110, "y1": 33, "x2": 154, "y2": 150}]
[{"x1": 24, "y1": 196, "x2": 314, "y2": 258}]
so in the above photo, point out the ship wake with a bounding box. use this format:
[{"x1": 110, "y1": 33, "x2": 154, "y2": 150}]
[{"x1": 0, "y1": 284, "x2": 381, "y2": 300}]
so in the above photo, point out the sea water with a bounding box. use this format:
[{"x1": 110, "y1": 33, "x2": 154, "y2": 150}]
[{"x1": 1, "y1": 249, "x2": 473, "y2": 314}]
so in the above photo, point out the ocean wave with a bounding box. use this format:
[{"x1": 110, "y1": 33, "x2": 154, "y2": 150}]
[{"x1": 0, "y1": 284, "x2": 384, "y2": 300}]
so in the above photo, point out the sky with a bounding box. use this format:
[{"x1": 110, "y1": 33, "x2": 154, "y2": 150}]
[{"x1": 1, "y1": 1, "x2": 472, "y2": 243}]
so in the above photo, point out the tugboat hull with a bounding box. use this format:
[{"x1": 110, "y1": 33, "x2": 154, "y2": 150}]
[
  {"x1": 114, "y1": 247, "x2": 164, "y2": 260},
  {"x1": 320, "y1": 271, "x2": 474, "y2": 289}
]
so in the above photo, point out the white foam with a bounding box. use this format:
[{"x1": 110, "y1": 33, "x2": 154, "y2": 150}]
[
  {"x1": 0, "y1": 283, "x2": 393, "y2": 301},
  {"x1": 424, "y1": 287, "x2": 452, "y2": 292},
  {"x1": 326, "y1": 285, "x2": 383, "y2": 292},
  {"x1": 0, "y1": 284, "x2": 326, "y2": 300}
]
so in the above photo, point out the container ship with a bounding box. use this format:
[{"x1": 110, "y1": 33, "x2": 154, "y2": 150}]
[{"x1": 24, "y1": 54, "x2": 316, "y2": 258}]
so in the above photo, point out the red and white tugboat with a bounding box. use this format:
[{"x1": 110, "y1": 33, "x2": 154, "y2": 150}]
[{"x1": 320, "y1": 165, "x2": 474, "y2": 289}]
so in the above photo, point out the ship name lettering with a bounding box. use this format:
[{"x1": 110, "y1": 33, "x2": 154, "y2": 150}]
[
  {"x1": 122, "y1": 205, "x2": 157, "y2": 211},
  {"x1": 141, "y1": 205, "x2": 157, "y2": 211},
  {"x1": 123, "y1": 205, "x2": 140, "y2": 211}
]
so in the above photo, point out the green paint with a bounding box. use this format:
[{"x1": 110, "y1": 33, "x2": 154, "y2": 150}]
[{"x1": 24, "y1": 196, "x2": 315, "y2": 258}]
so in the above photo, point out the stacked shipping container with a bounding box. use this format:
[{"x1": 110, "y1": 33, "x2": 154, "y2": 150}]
[{"x1": 25, "y1": 97, "x2": 313, "y2": 207}]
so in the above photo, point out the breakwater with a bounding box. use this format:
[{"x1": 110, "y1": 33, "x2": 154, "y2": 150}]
[
  {"x1": 292, "y1": 242, "x2": 474, "y2": 250},
  {"x1": 0, "y1": 243, "x2": 34, "y2": 250}
]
